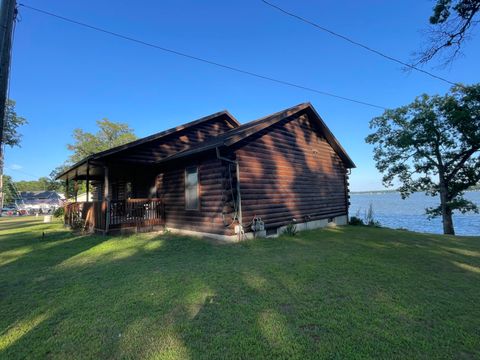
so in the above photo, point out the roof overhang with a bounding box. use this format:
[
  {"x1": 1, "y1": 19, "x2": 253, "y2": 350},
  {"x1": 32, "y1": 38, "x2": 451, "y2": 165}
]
[
  {"x1": 57, "y1": 103, "x2": 355, "y2": 180},
  {"x1": 152, "y1": 103, "x2": 356, "y2": 168},
  {"x1": 56, "y1": 110, "x2": 240, "y2": 180},
  {"x1": 205, "y1": 103, "x2": 356, "y2": 168}
]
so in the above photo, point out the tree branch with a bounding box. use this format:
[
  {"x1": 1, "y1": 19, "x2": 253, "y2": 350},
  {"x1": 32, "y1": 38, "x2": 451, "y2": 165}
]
[{"x1": 446, "y1": 146, "x2": 479, "y2": 180}]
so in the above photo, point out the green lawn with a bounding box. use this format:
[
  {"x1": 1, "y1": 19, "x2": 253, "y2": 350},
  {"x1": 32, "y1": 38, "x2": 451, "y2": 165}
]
[{"x1": 0, "y1": 217, "x2": 479, "y2": 359}]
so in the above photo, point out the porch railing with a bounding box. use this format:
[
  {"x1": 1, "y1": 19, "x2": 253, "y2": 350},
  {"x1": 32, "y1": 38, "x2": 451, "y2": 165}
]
[
  {"x1": 109, "y1": 198, "x2": 164, "y2": 228},
  {"x1": 65, "y1": 198, "x2": 164, "y2": 232}
]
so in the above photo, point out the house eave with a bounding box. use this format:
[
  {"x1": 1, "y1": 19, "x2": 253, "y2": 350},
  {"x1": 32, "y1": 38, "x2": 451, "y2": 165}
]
[{"x1": 55, "y1": 110, "x2": 240, "y2": 180}]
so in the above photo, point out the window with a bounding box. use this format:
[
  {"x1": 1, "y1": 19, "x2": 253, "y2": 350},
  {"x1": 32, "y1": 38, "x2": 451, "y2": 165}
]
[
  {"x1": 125, "y1": 182, "x2": 132, "y2": 199},
  {"x1": 185, "y1": 167, "x2": 199, "y2": 210}
]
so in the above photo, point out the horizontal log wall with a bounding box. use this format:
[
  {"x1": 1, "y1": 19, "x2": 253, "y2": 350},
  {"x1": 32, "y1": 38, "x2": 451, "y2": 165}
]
[
  {"x1": 235, "y1": 113, "x2": 348, "y2": 230},
  {"x1": 156, "y1": 155, "x2": 234, "y2": 235}
]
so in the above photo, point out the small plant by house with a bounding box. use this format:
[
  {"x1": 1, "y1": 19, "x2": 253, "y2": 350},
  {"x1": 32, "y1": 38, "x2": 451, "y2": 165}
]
[
  {"x1": 283, "y1": 219, "x2": 298, "y2": 236},
  {"x1": 349, "y1": 216, "x2": 364, "y2": 226},
  {"x1": 349, "y1": 204, "x2": 381, "y2": 227},
  {"x1": 53, "y1": 207, "x2": 64, "y2": 218},
  {"x1": 364, "y1": 204, "x2": 381, "y2": 227},
  {"x1": 70, "y1": 212, "x2": 85, "y2": 232}
]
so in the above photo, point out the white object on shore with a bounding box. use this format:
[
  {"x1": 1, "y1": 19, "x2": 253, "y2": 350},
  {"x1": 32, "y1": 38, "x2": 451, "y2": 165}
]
[{"x1": 43, "y1": 215, "x2": 52, "y2": 223}]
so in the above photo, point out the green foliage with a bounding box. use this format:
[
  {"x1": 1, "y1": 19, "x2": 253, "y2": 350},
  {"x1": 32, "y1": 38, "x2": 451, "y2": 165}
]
[
  {"x1": 417, "y1": 0, "x2": 480, "y2": 64},
  {"x1": 3, "y1": 99, "x2": 27, "y2": 148},
  {"x1": 1, "y1": 100, "x2": 27, "y2": 208},
  {"x1": 48, "y1": 119, "x2": 135, "y2": 198},
  {"x1": 67, "y1": 118, "x2": 137, "y2": 163},
  {"x1": 348, "y1": 216, "x2": 364, "y2": 226},
  {"x1": 430, "y1": 0, "x2": 479, "y2": 24},
  {"x1": 366, "y1": 84, "x2": 480, "y2": 234},
  {"x1": 49, "y1": 165, "x2": 84, "y2": 196},
  {"x1": 283, "y1": 221, "x2": 298, "y2": 236},
  {"x1": 350, "y1": 204, "x2": 381, "y2": 227},
  {"x1": 53, "y1": 207, "x2": 64, "y2": 218},
  {"x1": 1, "y1": 175, "x2": 15, "y2": 205},
  {"x1": 364, "y1": 204, "x2": 381, "y2": 227},
  {"x1": 14, "y1": 176, "x2": 62, "y2": 192},
  {"x1": 69, "y1": 212, "x2": 85, "y2": 232}
]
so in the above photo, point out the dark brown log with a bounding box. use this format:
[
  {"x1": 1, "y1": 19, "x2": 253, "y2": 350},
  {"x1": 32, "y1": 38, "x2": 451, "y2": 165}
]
[{"x1": 237, "y1": 112, "x2": 348, "y2": 230}]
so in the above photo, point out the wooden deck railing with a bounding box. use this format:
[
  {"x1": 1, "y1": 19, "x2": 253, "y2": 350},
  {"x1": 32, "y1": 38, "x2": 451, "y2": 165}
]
[
  {"x1": 65, "y1": 198, "x2": 164, "y2": 233},
  {"x1": 65, "y1": 201, "x2": 107, "y2": 232},
  {"x1": 109, "y1": 198, "x2": 164, "y2": 228}
]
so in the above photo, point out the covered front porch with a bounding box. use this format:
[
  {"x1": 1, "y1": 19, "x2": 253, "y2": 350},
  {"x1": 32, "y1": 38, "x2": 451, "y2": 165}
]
[
  {"x1": 60, "y1": 159, "x2": 165, "y2": 234},
  {"x1": 64, "y1": 198, "x2": 165, "y2": 233}
]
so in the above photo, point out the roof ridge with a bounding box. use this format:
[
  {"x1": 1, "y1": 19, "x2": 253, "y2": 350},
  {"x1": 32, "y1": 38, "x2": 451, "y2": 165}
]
[
  {"x1": 159, "y1": 102, "x2": 355, "y2": 168},
  {"x1": 91, "y1": 110, "x2": 240, "y2": 159},
  {"x1": 56, "y1": 110, "x2": 240, "y2": 179}
]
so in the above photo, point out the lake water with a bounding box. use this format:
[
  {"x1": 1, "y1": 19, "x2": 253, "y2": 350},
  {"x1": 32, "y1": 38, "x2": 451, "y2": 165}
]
[{"x1": 350, "y1": 191, "x2": 480, "y2": 236}]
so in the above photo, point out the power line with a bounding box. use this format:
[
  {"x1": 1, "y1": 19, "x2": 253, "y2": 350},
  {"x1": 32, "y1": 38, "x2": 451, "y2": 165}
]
[
  {"x1": 18, "y1": 3, "x2": 387, "y2": 110},
  {"x1": 261, "y1": 0, "x2": 459, "y2": 87}
]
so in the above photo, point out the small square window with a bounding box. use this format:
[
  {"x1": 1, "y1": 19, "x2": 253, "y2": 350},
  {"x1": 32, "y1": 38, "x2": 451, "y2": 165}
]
[{"x1": 185, "y1": 167, "x2": 199, "y2": 210}]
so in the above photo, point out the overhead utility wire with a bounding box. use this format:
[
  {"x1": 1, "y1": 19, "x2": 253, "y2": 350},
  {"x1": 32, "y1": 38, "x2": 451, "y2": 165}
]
[
  {"x1": 18, "y1": 3, "x2": 386, "y2": 110},
  {"x1": 261, "y1": 0, "x2": 458, "y2": 87}
]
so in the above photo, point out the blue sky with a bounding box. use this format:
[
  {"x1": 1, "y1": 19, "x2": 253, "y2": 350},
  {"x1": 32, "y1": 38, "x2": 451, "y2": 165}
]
[{"x1": 5, "y1": 0, "x2": 480, "y2": 190}]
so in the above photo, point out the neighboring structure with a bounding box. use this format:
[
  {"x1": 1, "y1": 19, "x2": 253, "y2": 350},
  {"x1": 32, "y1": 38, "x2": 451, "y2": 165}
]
[
  {"x1": 17, "y1": 191, "x2": 64, "y2": 213},
  {"x1": 74, "y1": 192, "x2": 93, "y2": 202},
  {"x1": 58, "y1": 103, "x2": 355, "y2": 240}
]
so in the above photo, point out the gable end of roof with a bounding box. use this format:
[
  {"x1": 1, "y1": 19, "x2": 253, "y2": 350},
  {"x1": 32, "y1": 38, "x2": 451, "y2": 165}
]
[{"x1": 221, "y1": 103, "x2": 356, "y2": 168}]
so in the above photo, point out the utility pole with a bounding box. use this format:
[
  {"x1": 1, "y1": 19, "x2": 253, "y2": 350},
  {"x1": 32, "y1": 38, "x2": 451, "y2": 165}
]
[{"x1": 0, "y1": 0, "x2": 16, "y2": 213}]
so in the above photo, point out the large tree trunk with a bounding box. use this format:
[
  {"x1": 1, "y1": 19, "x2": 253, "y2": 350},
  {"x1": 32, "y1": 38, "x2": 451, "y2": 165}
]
[
  {"x1": 442, "y1": 207, "x2": 455, "y2": 235},
  {"x1": 439, "y1": 178, "x2": 455, "y2": 235}
]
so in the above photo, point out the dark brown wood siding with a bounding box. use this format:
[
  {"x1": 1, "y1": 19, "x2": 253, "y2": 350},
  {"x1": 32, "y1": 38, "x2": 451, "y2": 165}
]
[
  {"x1": 108, "y1": 116, "x2": 235, "y2": 164},
  {"x1": 156, "y1": 153, "x2": 234, "y2": 235},
  {"x1": 235, "y1": 113, "x2": 349, "y2": 230}
]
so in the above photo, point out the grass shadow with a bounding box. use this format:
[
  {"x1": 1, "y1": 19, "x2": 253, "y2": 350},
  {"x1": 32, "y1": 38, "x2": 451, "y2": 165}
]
[{"x1": 0, "y1": 222, "x2": 479, "y2": 358}]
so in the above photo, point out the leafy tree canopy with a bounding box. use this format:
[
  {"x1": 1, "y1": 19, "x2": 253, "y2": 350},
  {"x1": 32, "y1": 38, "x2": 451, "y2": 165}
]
[
  {"x1": 67, "y1": 118, "x2": 137, "y2": 163},
  {"x1": 1, "y1": 100, "x2": 27, "y2": 210},
  {"x1": 14, "y1": 177, "x2": 62, "y2": 192},
  {"x1": 3, "y1": 99, "x2": 28, "y2": 148},
  {"x1": 1, "y1": 175, "x2": 15, "y2": 205},
  {"x1": 50, "y1": 164, "x2": 83, "y2": 195},
  {"x1": 366, "y1": 83, "x2": 480, "y2": 235}
]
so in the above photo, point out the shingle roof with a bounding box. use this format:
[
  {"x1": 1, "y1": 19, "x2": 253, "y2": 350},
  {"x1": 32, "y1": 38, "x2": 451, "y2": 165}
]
[
  {"x1": 56, "y1": 110, "x2": 240, "y2": 180},
  {"x1": 20, "y1": 191, "x2": 63, "y2": 204},
  {"x1": 57, "y1": 103, "x2": 355, "y2": 180},
  {"x1": 157, "y1": 103, "x2": 356, "y2": 168}
]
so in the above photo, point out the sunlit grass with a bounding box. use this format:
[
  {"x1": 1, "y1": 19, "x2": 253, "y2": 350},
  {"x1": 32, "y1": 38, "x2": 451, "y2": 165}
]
[
  {"x1": 0, "y1": 313, "x2": 49, "y2": 352},
  {"x1": 0, "y1": 216, "x2": 479, "y2": 359}
]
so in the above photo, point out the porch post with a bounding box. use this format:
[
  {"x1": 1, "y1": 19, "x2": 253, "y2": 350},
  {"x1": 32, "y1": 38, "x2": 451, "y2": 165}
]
[
  {"x1": 64, "y1": 176, "x2": 69, "y2": 227},
  {"x1": 74, "y1": 170, "x2": 79, "y2": 202},
  {"x1": 65, "y1": 176, "x2": 69, "y2": 201},
  {"x1": 86, "y1": 161, "x2": 90, "y2": 202},
  {"x1": 104, "y1": 166, "x2": 110, "y2": 233}
]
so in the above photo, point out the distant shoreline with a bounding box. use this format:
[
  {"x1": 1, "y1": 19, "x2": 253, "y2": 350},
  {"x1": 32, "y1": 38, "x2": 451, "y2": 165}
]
[{"x1": 351, "y1": 189, "x2": 480, "y2": 195}]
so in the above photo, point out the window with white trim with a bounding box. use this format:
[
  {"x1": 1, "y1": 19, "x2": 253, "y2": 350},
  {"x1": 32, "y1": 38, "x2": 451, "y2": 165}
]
[{"x1": 185, "y1": 167, "x2": 199, "y2": 210}]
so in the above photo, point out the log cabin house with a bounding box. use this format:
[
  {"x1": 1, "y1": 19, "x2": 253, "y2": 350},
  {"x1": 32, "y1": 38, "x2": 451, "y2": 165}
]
[{"x1": 58, "y1": 103, "x2": 355, "y2": 241}]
